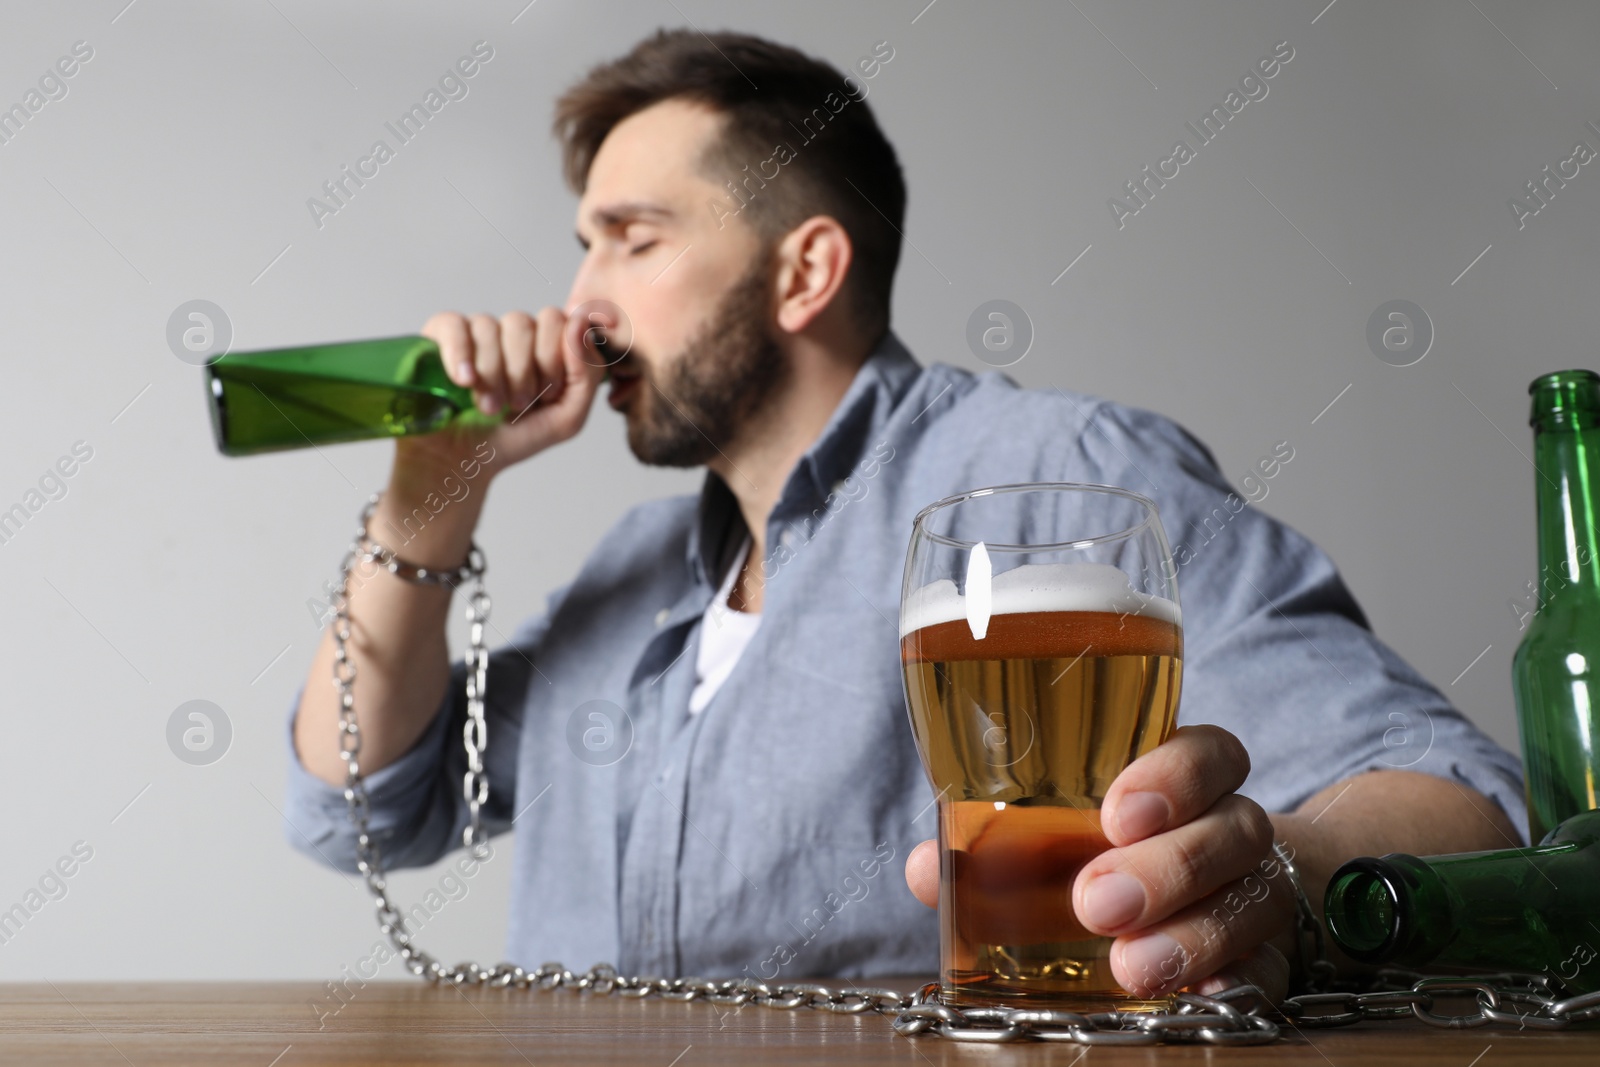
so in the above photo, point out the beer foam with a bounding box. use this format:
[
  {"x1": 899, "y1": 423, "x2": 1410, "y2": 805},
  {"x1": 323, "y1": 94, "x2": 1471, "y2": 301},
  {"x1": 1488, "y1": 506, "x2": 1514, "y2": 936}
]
[{"x1": 899, "y1": 560, "x2": 1181, "y2": 638}]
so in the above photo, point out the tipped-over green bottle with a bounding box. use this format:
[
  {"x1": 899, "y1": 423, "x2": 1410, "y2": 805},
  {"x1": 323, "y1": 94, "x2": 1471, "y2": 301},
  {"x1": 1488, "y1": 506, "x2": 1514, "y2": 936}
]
[
  {"x1": 1324, "y1": 808, "x2": 1600, "y2": 992},
  {"x1": 1514, "y1": 370, "x2": 1600, "y2": 843},
  {"x1": 205, "y1": 335, "x2": 502, "y2": 456}
]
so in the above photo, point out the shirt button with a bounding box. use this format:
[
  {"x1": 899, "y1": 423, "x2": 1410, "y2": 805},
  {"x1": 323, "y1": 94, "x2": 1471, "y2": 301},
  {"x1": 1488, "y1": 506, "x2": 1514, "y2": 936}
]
[
  {"x1": 654, "y1": 608, "x2": 670, "y2": 627},
  {"x1": 780, "y1": 528, "x2": 798, "y2": 550},
  {"x1": 831, "y1": 480, "x2": 847, "y2": 496}
]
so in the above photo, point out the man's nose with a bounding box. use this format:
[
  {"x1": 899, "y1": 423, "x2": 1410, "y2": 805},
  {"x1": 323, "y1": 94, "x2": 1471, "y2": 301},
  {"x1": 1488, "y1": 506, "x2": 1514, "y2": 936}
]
[{"x1": 565, "y1": 254, "x2": 605, "y2": 315}]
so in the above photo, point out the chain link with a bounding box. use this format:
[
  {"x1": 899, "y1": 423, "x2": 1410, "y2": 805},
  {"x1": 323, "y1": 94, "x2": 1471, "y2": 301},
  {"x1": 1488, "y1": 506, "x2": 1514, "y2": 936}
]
[
  {"x1": 332, "y1": 493, "x2": 491, "y2": 984},
  {"x1": 326, "y1": 490, "x2": 1598, "y2": 1043},
  {"x1": 1281, "y1": 969, "x2": 1600, "y2": 1031},
  {"x1": 1273, "y1": 838, "x2": 1341, "y2": 995}
]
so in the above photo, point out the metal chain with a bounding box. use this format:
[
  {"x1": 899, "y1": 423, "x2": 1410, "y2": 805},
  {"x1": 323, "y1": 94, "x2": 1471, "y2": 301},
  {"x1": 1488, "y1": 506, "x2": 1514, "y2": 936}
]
[
  {"x1": 361, "y1": 530, "x2": 486, "y2": 589},
  {"x1": 331, "y1": 493, "x2": 492, "y2": 985},
  {"x1": 326, "y1": 490, "x2": 1599, "y2": 1043},
  {"x1": 1281, "y1": 969, "x2": 1600, "y2": 1031},
  {"x1": 1273, "y1": 838, "x2": 1340, "y2": 994}
]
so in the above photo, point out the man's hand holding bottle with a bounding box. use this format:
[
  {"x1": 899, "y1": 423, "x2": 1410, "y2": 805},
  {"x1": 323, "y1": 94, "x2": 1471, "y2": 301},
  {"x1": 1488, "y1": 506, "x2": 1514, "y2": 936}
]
[{"x1": 396, "y1": 306, "x2": 614, "y2": 486}]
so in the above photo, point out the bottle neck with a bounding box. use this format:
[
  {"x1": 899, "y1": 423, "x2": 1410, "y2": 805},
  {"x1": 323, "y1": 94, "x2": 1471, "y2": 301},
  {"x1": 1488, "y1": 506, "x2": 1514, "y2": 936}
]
[
  {"x1": 1531, "y1": 372, "x2": 1600, "y2": 599},
  {"x1": 1325, "y1": 812, "x2": 1600, "y2": 971},
  {"x1": 1324, "y1": 854, "x2": 1456, "y2": 965}
]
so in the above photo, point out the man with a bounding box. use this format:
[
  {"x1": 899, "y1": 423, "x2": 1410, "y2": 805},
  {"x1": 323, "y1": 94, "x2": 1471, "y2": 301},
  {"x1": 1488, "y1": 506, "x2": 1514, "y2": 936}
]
[{"x1": 285, "y1": 29, "x2": 1524, "y2": 1001}]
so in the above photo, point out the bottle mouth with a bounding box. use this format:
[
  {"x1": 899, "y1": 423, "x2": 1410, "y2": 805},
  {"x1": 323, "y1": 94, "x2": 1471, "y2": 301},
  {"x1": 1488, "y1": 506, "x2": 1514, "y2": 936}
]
[
  {"x1": 1530, "y1": 369, "x2": 1600, "y2": 431},
  {"x1": 1324, "y1": 858, "x2": 1405, "y2": 962},
  {"x1": 205, "y1": 368, "x2": 233, "y2": 456}
]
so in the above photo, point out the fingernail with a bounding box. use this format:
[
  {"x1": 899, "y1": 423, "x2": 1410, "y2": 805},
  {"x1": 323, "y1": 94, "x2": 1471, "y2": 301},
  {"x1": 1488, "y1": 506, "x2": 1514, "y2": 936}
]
[
  {"x1": 1081, "y1": 872, "x2": 1145, "y2": 930},
  {"x1": 478, "y1": 393, "x2": 500, "y2": 415},
  {"x1": 456, "y1": 360, "x2": 473, "y2": 384},
  {"x1": 1116, "y1": 791, "x2": 1170, "y2": 841},
  {"x1": 1119, "y1": 933, "x2": 1188, "y2": 994}
]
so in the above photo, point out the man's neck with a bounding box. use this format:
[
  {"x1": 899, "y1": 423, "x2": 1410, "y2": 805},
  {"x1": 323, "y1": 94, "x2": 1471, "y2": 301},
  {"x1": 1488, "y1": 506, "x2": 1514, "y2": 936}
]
[{"x1": 711, "y1": 329, "x2": 877, "y2": 613}]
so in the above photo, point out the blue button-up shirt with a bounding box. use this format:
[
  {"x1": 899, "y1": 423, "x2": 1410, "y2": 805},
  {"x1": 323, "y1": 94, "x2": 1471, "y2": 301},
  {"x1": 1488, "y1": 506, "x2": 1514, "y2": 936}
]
[{"x1": 283, "y1": 329, "x2": 1526, "y2": 980}]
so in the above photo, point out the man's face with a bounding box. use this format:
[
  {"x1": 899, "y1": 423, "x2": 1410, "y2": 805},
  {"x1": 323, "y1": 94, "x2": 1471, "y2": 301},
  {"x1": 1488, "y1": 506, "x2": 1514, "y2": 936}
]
[{"x1": 568, "y1": 98, "x2": 786, "y2": 466}]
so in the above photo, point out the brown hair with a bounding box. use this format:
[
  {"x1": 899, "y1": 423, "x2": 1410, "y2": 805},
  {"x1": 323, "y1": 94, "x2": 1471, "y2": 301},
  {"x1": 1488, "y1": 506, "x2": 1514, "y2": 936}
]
[{"x1": 553, "y1": 28, "x2": 905, "y2": 343}]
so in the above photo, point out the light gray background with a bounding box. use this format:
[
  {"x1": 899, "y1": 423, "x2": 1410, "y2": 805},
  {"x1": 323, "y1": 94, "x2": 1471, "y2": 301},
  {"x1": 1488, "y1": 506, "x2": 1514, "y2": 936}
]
[{"x1": 0, "y1": 0, "x2": 1588, "y2": 980}]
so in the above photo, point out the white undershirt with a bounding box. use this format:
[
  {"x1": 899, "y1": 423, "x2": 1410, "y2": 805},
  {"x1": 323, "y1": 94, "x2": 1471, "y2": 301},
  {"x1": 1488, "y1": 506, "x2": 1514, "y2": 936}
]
[{"x1": 688, "y1": 534, "x2": 761, "y2": 715}]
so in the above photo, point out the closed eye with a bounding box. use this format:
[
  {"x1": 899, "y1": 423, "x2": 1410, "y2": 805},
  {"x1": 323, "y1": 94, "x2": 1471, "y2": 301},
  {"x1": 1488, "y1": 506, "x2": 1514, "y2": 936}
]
[{"x1": 630, "y1": 240, "x2": 658, "y2": 256}]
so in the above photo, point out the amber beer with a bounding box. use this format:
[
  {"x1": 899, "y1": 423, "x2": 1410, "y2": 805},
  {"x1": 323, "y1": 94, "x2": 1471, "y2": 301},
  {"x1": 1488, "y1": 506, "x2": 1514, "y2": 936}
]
[{"x1": 901, "y1": 604, "x2": 1182, "y2": 1009}]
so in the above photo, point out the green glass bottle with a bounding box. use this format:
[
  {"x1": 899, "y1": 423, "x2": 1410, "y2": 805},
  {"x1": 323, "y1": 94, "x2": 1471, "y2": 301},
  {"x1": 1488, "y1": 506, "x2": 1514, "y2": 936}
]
[
  {"x1": 1323, "y1": 809, "x2": 1600, "y2": 992},
  {"x1": 1322, "y1": 371, "x2": 1600, "y2": 991},
  {"x1": 1513, "y1": 370, "x2": 1600, "y2": 843},
  {"x1": 204, "y1": 335, "x2": 502, "y2": 456}
]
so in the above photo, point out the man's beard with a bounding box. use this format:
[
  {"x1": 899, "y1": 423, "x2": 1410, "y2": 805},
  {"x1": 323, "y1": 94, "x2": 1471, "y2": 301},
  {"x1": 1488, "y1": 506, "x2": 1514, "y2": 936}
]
[{"x1": 621, "y1": 257, "x2": 787, "y2": 468}]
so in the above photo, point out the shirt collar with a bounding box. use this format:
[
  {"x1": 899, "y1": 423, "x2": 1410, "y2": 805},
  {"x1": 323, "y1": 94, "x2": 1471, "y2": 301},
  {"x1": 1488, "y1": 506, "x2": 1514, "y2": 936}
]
[{"x1": 684, "y1": 328, "x2": 923, "y2": 586}]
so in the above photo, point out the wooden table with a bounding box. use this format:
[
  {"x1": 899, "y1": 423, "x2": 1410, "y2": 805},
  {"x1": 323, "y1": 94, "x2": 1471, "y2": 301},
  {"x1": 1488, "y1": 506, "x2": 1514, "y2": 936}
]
[{"x1": 3, "y1": 980, "x2": 1597, "y2": 1065}]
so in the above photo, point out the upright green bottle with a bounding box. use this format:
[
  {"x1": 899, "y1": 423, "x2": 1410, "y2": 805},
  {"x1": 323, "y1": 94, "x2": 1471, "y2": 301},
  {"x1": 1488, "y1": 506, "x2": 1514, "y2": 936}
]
[
  {"x1": 1513, "y1": 370, "x2": 1600, "y2": 844},
  {"x1": 205, "y1": 335, "x2": 502, "y2": 456},
  {"x1": 1323, "y1": 809, "x2": 1600, "y2": 992}
]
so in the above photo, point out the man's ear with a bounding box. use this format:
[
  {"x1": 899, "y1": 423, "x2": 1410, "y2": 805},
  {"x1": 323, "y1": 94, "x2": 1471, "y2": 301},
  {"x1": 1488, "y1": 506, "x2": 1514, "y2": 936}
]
[{"x1": 772, "y1": 215, "x2": 853, "y2": 335}]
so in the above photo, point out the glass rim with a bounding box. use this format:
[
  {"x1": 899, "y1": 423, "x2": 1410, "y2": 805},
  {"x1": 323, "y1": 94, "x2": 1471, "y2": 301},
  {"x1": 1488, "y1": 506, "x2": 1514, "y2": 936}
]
[{"x1": 910, "y1": 480, "x2": 1162, "y2": 552}]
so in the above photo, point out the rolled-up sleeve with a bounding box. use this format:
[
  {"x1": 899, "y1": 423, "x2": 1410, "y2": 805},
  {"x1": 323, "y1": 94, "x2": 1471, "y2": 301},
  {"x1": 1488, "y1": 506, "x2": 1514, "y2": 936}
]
[
  {"x1": 281, "y1": 580, "x2": 572, "y2": 872},
  {"x1": 1072, "y1": 399, "x2": 1529, "y2": 843}
]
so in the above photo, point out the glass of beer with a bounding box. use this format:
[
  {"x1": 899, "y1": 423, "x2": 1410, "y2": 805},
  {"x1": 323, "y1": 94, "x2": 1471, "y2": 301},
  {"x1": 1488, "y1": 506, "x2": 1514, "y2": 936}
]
[{"x1": 898, "y1": 482, "x2": 1183, "y2": 1011}]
